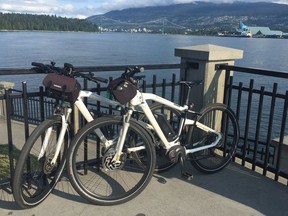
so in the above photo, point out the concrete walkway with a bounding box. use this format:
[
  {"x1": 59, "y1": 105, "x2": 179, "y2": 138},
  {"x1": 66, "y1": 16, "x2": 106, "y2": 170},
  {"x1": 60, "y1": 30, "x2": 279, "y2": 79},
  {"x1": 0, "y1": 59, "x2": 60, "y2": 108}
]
[
  {"x1": 1, "y1": 119, "x2": 288, "y2": 216},
  {"x1": 1, "y1": 162, "x2": 288, "y2": 216}
]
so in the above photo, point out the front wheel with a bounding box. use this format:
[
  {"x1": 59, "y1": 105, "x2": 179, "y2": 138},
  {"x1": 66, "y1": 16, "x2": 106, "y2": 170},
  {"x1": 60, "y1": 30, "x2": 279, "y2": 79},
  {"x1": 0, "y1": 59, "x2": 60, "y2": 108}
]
[
  {"x1": 188, "y1": 103, "x2": 239, "y2": 174},
  {"x1": 12, "y1": 115, "x2": 69, "y2": 208},
  {"x1": 67, "y1": 116, "x2": 156, "y2": 205}
]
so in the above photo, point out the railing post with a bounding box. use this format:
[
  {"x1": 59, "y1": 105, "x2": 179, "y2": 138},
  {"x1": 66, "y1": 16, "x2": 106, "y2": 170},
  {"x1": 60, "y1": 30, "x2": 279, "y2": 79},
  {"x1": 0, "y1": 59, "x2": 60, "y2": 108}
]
[
  {"x1": 175, "y1": 44, "x2": 243, "y2": 111},
  {"x1": 4, "y1": 89, "x2": 14, "y2": 185},
  {"x1": 0, "y1": 82, "x2": 15, "y2": 118}
]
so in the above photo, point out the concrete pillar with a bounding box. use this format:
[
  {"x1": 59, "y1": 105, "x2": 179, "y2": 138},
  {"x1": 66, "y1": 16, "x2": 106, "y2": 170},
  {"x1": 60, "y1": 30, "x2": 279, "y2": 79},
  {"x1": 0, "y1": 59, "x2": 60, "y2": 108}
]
[
  {"x1": 175, "y1": 44, "x2": 243, "y2": 111},
  {"x1": 0, "y1": 82, "x2": 15, "y2": 118},
  {"x1": 271, "y1": 136, "x2": 288, "y2": 174}
]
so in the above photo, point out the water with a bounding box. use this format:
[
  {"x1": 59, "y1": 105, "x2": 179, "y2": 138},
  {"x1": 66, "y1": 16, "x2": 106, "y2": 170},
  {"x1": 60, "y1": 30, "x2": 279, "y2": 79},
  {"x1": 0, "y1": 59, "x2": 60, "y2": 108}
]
[
  {"x1": 0, "y1": 31, "x2": 287, "y2": 90},
  {"x1": 0, "y1": 31, "x2": 287, "y2": 146},
  {"x1": 1, "y1": 32, "x2": 288, "y2": 69}
]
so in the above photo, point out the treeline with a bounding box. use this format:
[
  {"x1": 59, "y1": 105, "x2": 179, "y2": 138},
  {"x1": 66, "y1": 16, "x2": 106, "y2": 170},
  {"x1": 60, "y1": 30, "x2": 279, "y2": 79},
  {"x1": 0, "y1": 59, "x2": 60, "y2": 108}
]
[{"x1": 0, "y1": 13, "x2": 99, "y2": 32}]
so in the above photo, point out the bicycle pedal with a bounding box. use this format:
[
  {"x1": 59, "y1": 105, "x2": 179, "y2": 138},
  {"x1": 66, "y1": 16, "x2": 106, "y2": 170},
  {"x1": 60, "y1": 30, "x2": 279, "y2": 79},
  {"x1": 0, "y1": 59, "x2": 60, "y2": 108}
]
[
  {"x1": 156, "y1": 176, "x2": 167, "y2": 184},
  {"x1": 181, "y1": 172, "x2": 193, "y2": 181}
]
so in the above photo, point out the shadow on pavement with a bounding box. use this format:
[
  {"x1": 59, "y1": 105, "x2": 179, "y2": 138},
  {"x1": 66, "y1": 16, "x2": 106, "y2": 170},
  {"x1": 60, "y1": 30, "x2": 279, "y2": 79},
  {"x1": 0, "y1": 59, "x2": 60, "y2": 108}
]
[{"x1": 1, "y1": 162, "x2": 288, "y2": 216}]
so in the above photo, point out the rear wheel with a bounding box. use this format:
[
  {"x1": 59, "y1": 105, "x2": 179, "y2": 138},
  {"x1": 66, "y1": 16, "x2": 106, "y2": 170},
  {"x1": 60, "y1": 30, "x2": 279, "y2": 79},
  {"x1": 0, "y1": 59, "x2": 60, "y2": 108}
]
[
  {"x1": 188, "y1": 103, "x2": 239, "y2": 174},
  {"x1": 12, "y1": 116, "x2": 69, "y2": 208},
  {"x1": 67, "y1": 116, "x2": 156, "y2": 205}
]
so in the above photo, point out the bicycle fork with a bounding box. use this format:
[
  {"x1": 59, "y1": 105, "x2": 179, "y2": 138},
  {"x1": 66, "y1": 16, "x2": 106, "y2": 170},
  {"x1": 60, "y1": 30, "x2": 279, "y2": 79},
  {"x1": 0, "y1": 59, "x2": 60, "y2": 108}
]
[
  {"x1": 38, "y1": 108, "x2": 72, "y2": 167},
  {"x1": 109, "y1": 110, "x2": 132, "y2": 167}
]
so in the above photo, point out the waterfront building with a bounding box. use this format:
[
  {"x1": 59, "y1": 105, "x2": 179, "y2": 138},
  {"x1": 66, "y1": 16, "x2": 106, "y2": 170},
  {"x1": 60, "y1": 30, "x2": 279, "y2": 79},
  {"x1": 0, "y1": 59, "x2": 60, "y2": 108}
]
[{"x1": 238, "y1": 21, "x2": 285, "y2": 38}]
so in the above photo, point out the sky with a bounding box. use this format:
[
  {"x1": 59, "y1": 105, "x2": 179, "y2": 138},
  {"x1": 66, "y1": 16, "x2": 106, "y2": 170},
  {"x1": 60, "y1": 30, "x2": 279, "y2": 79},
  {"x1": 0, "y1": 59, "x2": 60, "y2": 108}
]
[{"x1": 0, "y1": 0, "x2": 287, "y2": 19}]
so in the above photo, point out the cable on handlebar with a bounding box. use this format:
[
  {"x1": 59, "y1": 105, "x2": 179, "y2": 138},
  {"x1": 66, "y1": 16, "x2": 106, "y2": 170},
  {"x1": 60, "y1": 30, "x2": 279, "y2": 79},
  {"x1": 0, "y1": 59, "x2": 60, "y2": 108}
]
[
  {"x1": 120, "y1": 66, "x2": 145, "y2": 86},
  {"x1": 123, "y1": 66, "x2": 144, "y2": 79}
]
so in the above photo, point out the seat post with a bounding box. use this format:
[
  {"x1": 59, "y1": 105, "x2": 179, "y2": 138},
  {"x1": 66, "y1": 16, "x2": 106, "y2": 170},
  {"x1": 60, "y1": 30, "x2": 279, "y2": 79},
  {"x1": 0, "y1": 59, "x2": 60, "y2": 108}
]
[{"x1": 184, "y1": 85, "x2": 192, "y2": 106}]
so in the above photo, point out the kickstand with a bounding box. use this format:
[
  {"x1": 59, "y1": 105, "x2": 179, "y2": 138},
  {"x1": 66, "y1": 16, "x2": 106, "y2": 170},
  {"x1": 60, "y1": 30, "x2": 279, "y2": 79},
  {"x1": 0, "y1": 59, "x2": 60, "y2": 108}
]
[{"x1": 179, "y1": 155, "x2": 193, "y2": 181}]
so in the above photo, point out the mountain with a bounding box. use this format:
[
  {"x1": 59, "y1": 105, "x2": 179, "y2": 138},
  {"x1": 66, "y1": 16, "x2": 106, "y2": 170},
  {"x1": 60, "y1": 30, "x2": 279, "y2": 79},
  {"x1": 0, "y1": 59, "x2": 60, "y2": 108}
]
[{"x1": 87, "y1": 2, "x2": 288, "y2": 35}]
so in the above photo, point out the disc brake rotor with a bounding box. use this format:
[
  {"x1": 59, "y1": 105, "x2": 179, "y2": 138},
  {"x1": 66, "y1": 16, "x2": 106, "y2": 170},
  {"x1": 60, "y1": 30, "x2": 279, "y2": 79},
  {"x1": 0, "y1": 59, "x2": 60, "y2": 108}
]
[
  {"x1": 43, "y1": 154, "x2": 56, "y2": 174},
  {"x1": 102, "y1": 148, "x2": 126, "y2": 171}
]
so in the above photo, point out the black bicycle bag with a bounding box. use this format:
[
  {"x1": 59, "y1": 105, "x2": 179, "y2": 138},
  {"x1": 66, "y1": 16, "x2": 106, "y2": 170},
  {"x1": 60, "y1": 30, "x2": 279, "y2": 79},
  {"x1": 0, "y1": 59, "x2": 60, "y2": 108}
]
[
  {"x1": 42, "y1": 73, "x2": 81, "y2": 103},
  {"x1": 107, "y1": 77, "x2": 137, "y2": 104}
]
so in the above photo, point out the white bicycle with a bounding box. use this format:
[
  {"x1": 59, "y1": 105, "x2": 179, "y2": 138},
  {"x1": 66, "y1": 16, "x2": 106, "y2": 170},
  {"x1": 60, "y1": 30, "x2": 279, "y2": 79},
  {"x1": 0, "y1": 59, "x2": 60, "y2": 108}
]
[
  {"x1": 66, "y1": 66, "x2": 240, "y2": 205},
  {"x1": 12, "y1": 62, "x2": 125, "y2": 208}
]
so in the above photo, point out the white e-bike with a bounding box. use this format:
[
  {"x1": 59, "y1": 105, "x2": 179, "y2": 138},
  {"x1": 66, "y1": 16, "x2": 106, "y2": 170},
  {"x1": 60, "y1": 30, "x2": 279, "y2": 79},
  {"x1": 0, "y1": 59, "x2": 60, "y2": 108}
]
[{"x1": 66, "y1": 66, "x2": 239, "y2": 205}]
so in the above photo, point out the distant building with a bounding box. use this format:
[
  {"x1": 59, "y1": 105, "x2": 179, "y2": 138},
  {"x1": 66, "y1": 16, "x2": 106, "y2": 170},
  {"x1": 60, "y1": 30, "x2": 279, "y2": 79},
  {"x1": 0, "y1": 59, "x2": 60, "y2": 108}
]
[
  {"x1": 249, "y1": 26, "x2": 283, "y2": 38},
  {"x1": 218, "y1": 21, "x2": 287, "y2": 38},
  {"x1": 238, "y1": 22, "x2": 285, "y2": 38}
]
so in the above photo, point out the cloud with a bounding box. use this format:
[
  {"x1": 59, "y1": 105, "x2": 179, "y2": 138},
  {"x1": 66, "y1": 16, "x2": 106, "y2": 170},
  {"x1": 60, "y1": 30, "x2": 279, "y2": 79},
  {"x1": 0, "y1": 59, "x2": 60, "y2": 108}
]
[
  {"x1": 0, "y1": 0, "x2": 92, "y2": 18},
  {"x1": 99, "y1": 0, "x2": 287, "y2": 11},
  {"x1": 0, "y1": 0, "x2": 70, "y2": 14},
  {"x1": 273, "y1": 0, "x2": 288, "y2": 3},
  {"x1": 0, "y1": 0, "x2": 287, "y2": 19},
  {"x1": 101, "y1": 0, "x2": 197, "y2": 11}
]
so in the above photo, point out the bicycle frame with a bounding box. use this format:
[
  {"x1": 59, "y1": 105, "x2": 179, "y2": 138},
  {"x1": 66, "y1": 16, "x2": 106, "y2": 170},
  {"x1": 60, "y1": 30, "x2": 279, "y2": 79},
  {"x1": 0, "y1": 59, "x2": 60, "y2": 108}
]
[
  {"x1": 43, "y1": 87, "x2": 222, "y2": 166},
  {"x1": 40, "y1": 89, "x2": 122, "y2": 165},
  {"x1": 126, "y1": 91, "x2": 223, "y2": 155}
]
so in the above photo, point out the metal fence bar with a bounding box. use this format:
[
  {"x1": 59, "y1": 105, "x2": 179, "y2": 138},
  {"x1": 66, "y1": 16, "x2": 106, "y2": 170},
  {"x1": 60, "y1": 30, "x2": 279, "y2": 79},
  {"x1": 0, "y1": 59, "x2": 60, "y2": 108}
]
[
  {"x1": 235, "y1": 82, "x2": 243, "y2": 122},
  {"x1": 233, "y1": 82, "x2": 243, "y2": 162},
  {"x1": 275, "y1": 91, "x2": 288, "y2": 182},
  {"x1": 252, "y1": 86, "x2": 265, "y2": 171},
  {"x1": 152, "y1": 75, "x2": 157, "y2": 94},
  {"x1": 263, "y1": 83, "x2": 277, "y2": 176},
  {"x1": 22, "y1": 82, "x2": 30, "y2": 141},
  {"x1": 242, "y1": 79, "x2": 254, "y2": 166},
  {"x1": 4, "y1": 89, "x2": 14, "y2": 185},
  {"x1": 171, "y1": 74, "x2": 176, "y2": 103},
  {"x1": 39, "y1": 87, "x2": 45, "y2": 122}
]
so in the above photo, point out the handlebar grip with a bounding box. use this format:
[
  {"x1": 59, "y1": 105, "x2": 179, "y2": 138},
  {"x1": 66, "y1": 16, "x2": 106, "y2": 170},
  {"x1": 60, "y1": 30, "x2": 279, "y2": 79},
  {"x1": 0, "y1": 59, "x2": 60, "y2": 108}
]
[
  {"x1": 31, "y1": 62, "x2": 45, "y2": 67},
  {"x1": 31, "y1": 62, "x2": 52, "y2": 73}
]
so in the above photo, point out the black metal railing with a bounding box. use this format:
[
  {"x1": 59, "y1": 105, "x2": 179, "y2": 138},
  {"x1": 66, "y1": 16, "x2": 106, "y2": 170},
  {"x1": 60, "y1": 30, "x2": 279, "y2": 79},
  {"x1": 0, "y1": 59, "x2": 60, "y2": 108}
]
[
  {"x1": 1, "y1": 63, "x2": 288, "y2": 189},
  {"x1": 218, "y1": 64, "x2": 288, "y2": 183}
]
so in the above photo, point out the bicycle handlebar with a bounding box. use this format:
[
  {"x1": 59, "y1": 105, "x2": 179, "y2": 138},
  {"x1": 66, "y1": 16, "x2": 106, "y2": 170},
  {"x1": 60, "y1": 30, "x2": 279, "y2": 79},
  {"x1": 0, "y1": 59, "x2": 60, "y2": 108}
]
[
  {"x1": 32, "y1": 62, "x2": 56, "y2": 73},
  {"x1": 32, "y1": 62, "x2": 108, "y2": 84},
  {"x1": 32, "y1": 62, "x2": 144, "y2": 84}
]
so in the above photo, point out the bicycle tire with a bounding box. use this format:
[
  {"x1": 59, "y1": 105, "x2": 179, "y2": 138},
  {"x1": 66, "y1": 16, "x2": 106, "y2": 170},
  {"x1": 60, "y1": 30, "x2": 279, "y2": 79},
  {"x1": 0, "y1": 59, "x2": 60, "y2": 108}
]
[
  {"x1": 138, "y1": 103, "x2": 182, "y2": 172},
  {"x1": 189, "y1": 103, "x2": 239, "y2": 174},
  {"x1": 67, "y1": 116, "x2": 156, "y2": 205},
  {"x1": 12, "y1": 115, "x2": 69, "y2": 208}
]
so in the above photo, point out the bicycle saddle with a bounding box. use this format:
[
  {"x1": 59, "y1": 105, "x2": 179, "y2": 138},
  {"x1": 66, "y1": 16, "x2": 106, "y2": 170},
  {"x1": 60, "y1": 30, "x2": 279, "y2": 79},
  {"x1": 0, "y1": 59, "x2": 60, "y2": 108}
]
[{"x1": 178, "y1": 80, "x2": 203, "y2": 87}]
